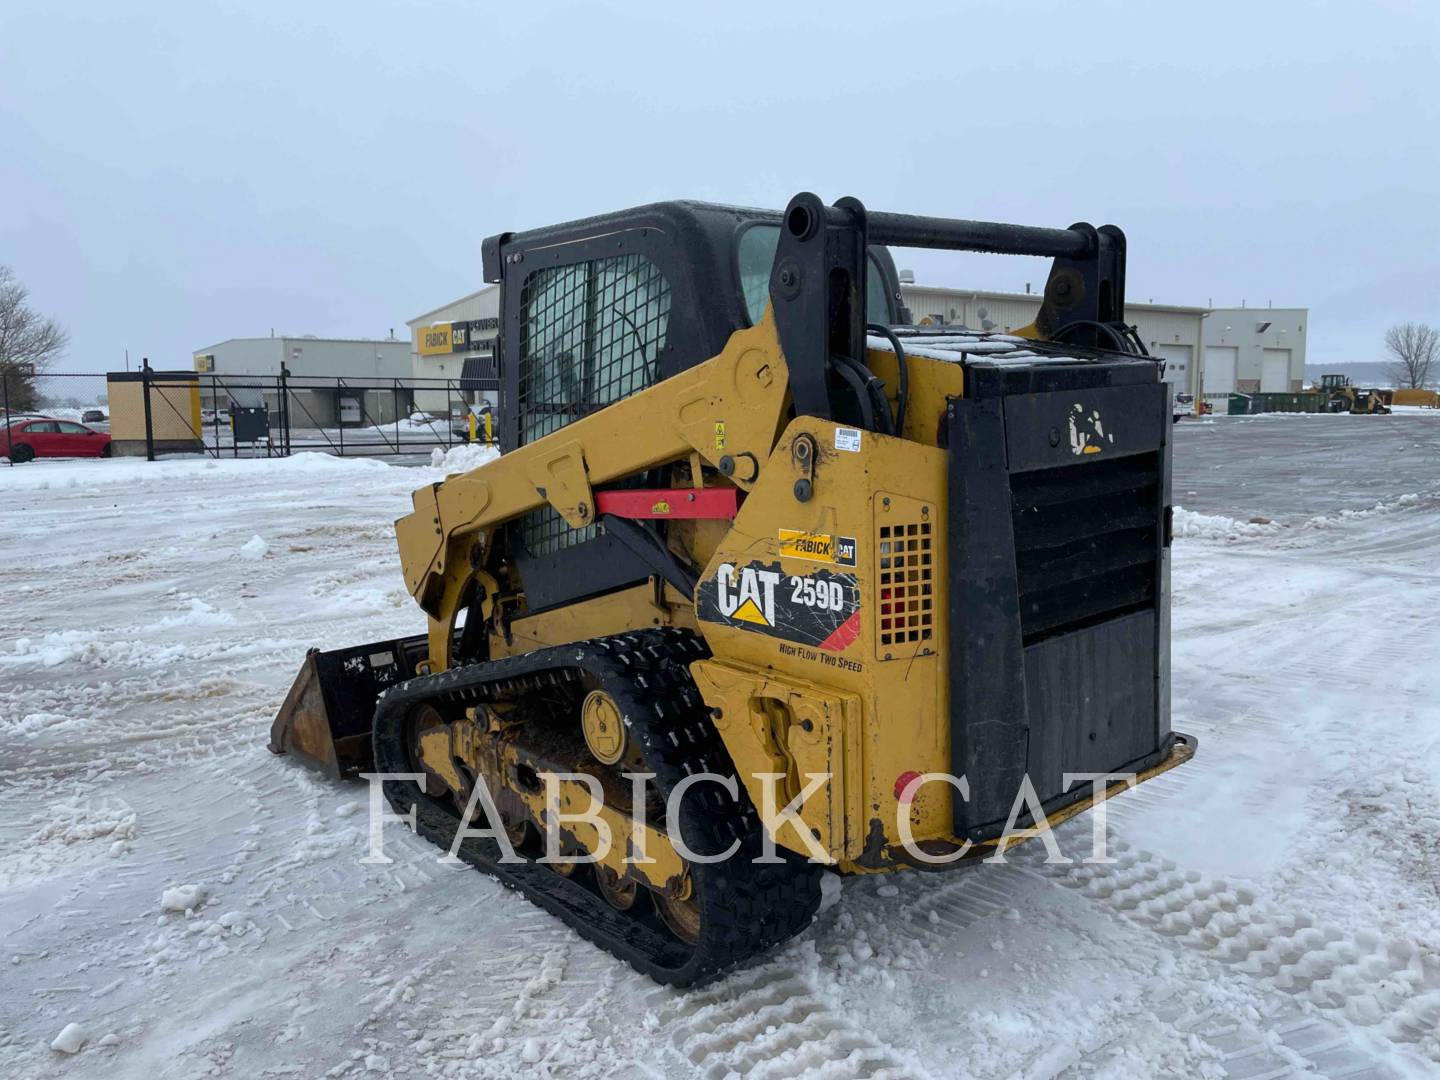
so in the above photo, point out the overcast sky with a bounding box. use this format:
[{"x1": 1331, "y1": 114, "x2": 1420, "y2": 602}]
[{"x1": 2, "y1": 0, "x2": 1436, "y2": 373}]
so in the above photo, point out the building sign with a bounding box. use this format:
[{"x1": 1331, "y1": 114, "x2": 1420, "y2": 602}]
[
  {"x1": 417, "y1": 317, "x2": 500, "y2": 357},
  {"x1": 418, "y1": 324, "x2": 453, "y2": 356}
]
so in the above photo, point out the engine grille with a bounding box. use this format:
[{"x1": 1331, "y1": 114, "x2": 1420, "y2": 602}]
[
  {"x1": 1009, "y1": 452, "x2": 1160, "y2": 645},
  {"x1": 877, "y1": 518, "x2": 935, "y2": 652}
]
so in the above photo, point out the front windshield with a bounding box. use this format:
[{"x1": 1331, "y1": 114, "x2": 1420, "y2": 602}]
[{"x1": 738, "y1": 225, "x2": 892, "y2": 327}]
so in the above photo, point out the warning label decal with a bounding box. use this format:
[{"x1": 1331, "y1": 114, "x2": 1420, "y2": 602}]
[{"x1": 697, "y1": 560, "x2": 860, "y2": 651}]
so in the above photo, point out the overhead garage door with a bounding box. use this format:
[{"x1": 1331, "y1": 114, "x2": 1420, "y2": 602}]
[
  {"x1": 1204, "y1": 346, "x2": 1238, "y2": 395},
  {"x1": 1153, "y1": 344, "x2": 1193, "y2": 389},
  {"x1": 1262, "y1": 348, "x2": 1291, "y2": 392}
]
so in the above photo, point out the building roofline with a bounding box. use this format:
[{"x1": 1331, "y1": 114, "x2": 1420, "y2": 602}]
[
  {"x1": 194, "y1": 336, "x2": 408, "y2": 352},
  {"x1": 1204, "y1": 306, "x2": 1308, "y2": 315},
  {"x1": 900, "y1": 283, "x2": 1210, "y2": 314},
  {"x1": 405, "y1": 284, "x2": 500, "y2": 327}
]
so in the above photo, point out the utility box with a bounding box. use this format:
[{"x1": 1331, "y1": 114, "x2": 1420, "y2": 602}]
[
  {"x1": 231, "y1": 406, "x2": 269, "y2": 444},
  {"x1": 225, "y1": 386, "x2": 271, "y2": 453},
  {"x1": 105, "y1": 371, "x2": 203, "y2": 456}
]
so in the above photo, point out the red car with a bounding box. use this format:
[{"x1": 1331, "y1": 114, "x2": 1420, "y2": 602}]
[{"x1": 1, "y1": 417, "x2": 112, "y2": 462}]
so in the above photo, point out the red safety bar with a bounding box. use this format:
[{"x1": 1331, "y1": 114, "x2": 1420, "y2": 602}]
[{"x1": 594, "y1": 488, "x2": 739, "y2": 520}]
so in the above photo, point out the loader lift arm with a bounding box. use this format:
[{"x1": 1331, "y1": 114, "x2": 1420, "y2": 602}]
[{"x1": 398, "y1": 312, "x2": 791, "y2": 672}]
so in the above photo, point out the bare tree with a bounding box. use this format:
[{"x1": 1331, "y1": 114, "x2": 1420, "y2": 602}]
[
  {"x1": 1383, "y1": 322, "x2": 1438, "y2": 390},
  {"x1": 0, "y1": 265, "x2": 70, "y2": 412}
]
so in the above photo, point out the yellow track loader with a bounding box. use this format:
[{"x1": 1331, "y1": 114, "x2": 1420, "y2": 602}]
[{"x1": 270, "y1": 192, "x2": 1195, "y2": 985}]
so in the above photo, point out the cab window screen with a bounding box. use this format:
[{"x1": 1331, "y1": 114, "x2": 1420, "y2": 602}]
[
  {"x1": 515, "y1": 252, "x2": 671, "y2": 555},
  {"x1": 738, "y1": 225, "x2": 893, "y2": 327},
  {"x1": 517, "y1": 253, "x2": 670, "y2": 446}
]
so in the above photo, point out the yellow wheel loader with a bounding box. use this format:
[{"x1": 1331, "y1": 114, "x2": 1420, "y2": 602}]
[
  {"x1": 270, "y1": 193, "x2": 1195, "y2": 985},
  {"x1": 1319, "y1": 373, "x2": 1392, "y2": 414}
]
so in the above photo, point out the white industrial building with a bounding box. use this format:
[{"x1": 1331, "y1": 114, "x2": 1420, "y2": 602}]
[
  {"x1": 192, "y1": 335, "x2": 413, "y2": 426},
  {"x1": 900, "y1": 282, "x2": 1307, "y2": 410},
  {"x1": 406, "y1": 278, "x2": 1304, "y2": 420},
  {"x1": 406, "y1": 287, "x2": 501, "y2": 415},
  {"x1": 1198, "y1": 308, "x2": 1307, "y2": 398}
]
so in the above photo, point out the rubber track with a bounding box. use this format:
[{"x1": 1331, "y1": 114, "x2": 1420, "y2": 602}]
[{"x1": 371, "y1": 627, "x2": 824, "y2": 986}]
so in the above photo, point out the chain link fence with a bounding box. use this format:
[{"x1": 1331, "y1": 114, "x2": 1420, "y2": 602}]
[{"x1": 2, "y1": 366, "x2": 498, "y2": 466}]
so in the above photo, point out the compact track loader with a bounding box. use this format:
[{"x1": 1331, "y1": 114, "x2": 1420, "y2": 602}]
[{"x1": 270, "y1": 193, "x2": 1195, "y2": 985}]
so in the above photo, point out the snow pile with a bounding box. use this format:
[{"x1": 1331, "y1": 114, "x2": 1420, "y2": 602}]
[
  {"x1": 5, "y1": 629, "x2": 105, "y2": 669},
  {"x1": 237, "y1": 534, "x2": 269, "y2": 560},
  {"x1": 159, "y1": 884, "x2": 207, "y2": 914},
  {"x1": 0, "y1": 801, "x2": 138, "y2": 888},
  {"x1": 31, "y1": 801, "x2": 137, "y2": 853},
  {"x1": 429, "y1": 442, "x2": 500, "y2": 473},
  {"x1": 1, "y1": 450, "x2": 394, "y2": 491},
  {"x1": 10, "y1": 710, "x2": 71, "y2": 736},
  {"x1": 0, "y1": 629, "x2": 269, "y2": 673},
  {"x1": 156, "y1": 597, "x2": 236, "y2": 628},
  {"x1": 364, "y1": 413, "x2": 448, "y2": 434},
  {"x1": 1303, "y1": 491, "x2": 1433, "y2": 530},
  {"x1": 50, "y1": 1023, "x2": 88, "y2": 1054},
  {"x1": 1172, "y1": 506, "x2": 1284, "y2": 541}
]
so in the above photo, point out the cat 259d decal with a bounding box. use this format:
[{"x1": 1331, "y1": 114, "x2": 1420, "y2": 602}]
[{"x1": 697, "y1": 560, "x2": 860, "y2": 652}]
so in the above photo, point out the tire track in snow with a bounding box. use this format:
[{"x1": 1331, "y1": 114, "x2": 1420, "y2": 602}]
[
  {"x1": 1062, "y1": 993, "x2": 1406, "y2": 1080},
  {"x1": 1027, "y1": 840, "x2": 1440, "y2": 1065},
  {"x1": 897, "y1": 861, "x2": 1030, "y2": 934},
  {"x1": 645, "y1": 962, "x2": 928, "y2": 1080},
  {"x1": 642, "y1": 868, "x2": 1034, "y2": 1080}
]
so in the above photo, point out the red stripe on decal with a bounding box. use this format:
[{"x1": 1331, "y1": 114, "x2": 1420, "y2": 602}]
[{"x1": 818, "y1": 609, "x2": 861, "y2": 652}]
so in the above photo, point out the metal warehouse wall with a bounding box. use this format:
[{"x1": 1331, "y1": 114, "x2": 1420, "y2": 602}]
[
  {"x1": 899, "y1": 285, "x2": 1209, "y2": 396},
  {"x1": 1203, "y1": 308, "x2": 1306, "y2": 394},
  {"x1": 277, "y1": 338, "x2": 412, "y2": 379},
  {"x1": 202, "y1": 338, "x2": 285, "y2": 377},
  {"x1": 901, "y1": 288, "x2": 1042, "y2": 334},
  {"x1": 407, "y1": 286, "x2": 500, "y2": 330},
  {"x1": 195, "y1": 338, "x2": 409, "y2": 380}
]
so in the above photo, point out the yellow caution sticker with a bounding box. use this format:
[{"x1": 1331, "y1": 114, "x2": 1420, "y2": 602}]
[
  {"x1": 714, "y1": 422, "x2": 727, "y2": 450},
  {"x1": 779, "y1": 529, "x2": 857, "y2": 566}
]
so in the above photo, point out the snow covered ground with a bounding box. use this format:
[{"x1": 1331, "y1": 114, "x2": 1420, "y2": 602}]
[{"x1": 2, "y1": 414, "x2": 1439, "y2": 1079}]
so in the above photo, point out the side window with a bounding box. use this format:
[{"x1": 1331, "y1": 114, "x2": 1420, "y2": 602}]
[
  {"x1": 739, "y1": 224, "x2": 894, "y2": 327},
  {"x1": 515, "y1": 252, "x2": 671, "y2": 557},
  {"x1": 864, "y1": 256, "x2": 892, "y2": 327},
  {"x1": 58, "y1": 422, "x2": 88, "y2": 434},
  {"x1": 738, "y1": 226, "x2": 779, "y2": 325},
  {"x1": 28, "y1": 421, "x2": 60, "y2": 433}
]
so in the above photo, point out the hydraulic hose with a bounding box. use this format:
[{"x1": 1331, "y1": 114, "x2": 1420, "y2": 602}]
[
  {"x1": 867, "y1": 323, "x2": 909, "y2": 435},
  {"x1": 835, "y1": 352, "x2": 895, "y2": 435}
]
